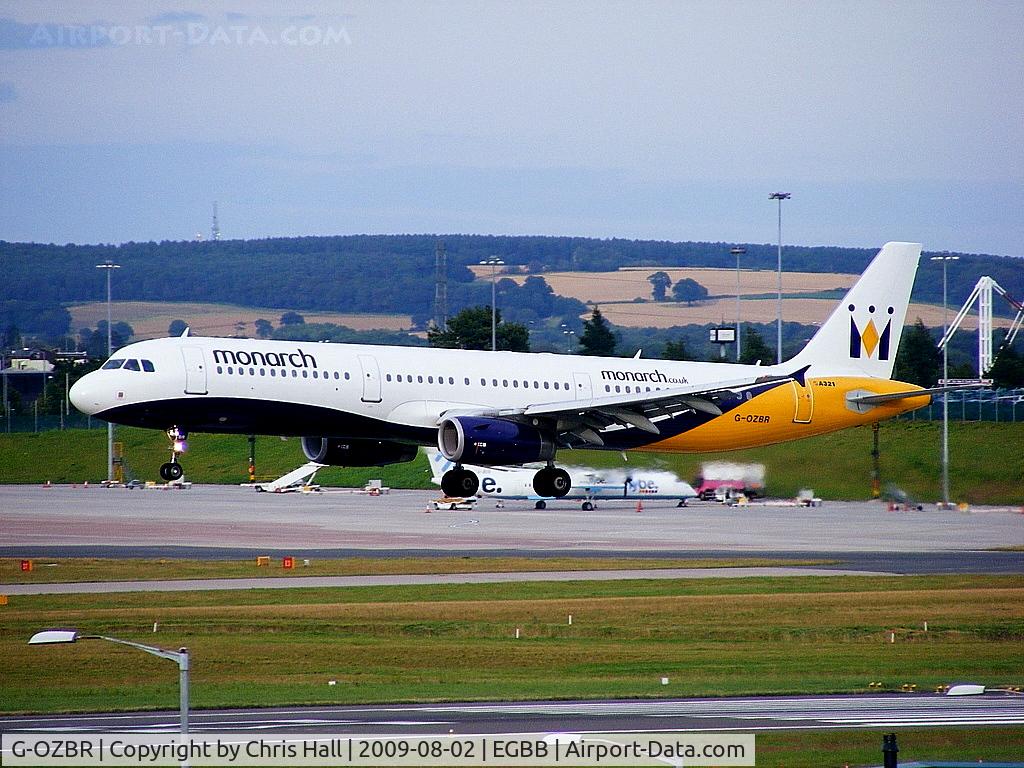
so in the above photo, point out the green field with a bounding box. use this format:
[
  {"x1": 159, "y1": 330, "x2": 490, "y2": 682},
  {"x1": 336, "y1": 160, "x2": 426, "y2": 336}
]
[
  {"x1": 756, "y1": 728, "x2": 1024, "y2": 767},
  {"x1": 2, "y1": 421, "x2": 1023, "y2": 504},
  {"x1": 4, "y1": 573, "x2": 1023, "y2": 765},
  {"x1": 4, "y1": 575, "x2": 1022, "y2": 712}
]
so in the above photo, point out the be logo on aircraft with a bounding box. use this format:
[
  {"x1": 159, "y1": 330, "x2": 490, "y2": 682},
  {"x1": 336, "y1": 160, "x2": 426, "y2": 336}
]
[
  {"x1": 626, "y1": 478, "x2": 659, "y2": 495},
  {"x1": 848, "y1": 302, "x2": 894, "y2": 360}
]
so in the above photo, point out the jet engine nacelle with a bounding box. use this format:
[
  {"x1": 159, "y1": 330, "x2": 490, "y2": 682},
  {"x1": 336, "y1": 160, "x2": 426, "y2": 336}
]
[
  {"x1": 300, "y1": 437, "x2": 418, "y2": 467},
  {"x1": 438, "y1": 416, "x2": 555, "y2": 465}
]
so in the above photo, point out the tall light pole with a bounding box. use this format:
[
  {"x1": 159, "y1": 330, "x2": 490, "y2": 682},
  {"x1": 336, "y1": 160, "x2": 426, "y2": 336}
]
[
  {"x1": 479, "y1": 257, "x2": 504, "y2": 351},
  {"x1": 29, "y1": 630, "x2": 190, "y2": 735},
  {"x1": 931, "y1": 253, "x2": 959, "y2": 508},
  {"x1": 95, "y1": 260, "x2": 120, "y2": 482},
  {"x1": 563, "y1": 329, "x2": 575, "y2": 353},
  {"x1": 769, "y1": 192, "x2": 791, "y2": 364},
  {"x1": 730, "y1": 247, "x2": 746, "y2": 362}
]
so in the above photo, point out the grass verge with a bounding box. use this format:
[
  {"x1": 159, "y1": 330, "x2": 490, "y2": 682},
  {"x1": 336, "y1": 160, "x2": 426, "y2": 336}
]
[
  {"x1": 2, "y1": 421, "x2": 1023, "y2": 504},
  {"x1": 756, "y1": 727, "x2": 1024, "y2": 767},
  {"x1": 3, "y1": 575, "x2": 1021, "y2": 714}
]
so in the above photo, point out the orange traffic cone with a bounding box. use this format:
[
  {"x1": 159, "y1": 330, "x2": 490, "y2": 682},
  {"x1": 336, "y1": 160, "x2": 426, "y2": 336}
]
[{"x1": 635, "y1": 501, "x2": 643, "y2": 513}]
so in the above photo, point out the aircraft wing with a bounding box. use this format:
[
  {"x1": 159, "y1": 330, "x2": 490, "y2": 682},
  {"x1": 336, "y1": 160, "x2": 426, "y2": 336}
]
[{"x1": 441, "y1": 369, "x2": 804, "y2": 448}]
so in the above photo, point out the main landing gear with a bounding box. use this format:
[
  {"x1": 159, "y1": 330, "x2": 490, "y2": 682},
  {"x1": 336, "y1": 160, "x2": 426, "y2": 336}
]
[
  {"x1": 159, "y1": 426, "x2": 187, "y2": 482},
  {"x1": 440, "y1": 465, "x2": 480, "y2": 497},
  {"x1": 532, "y1": 464, "x2": 571, "y2": 498},
  {"x1": 440, "y1": 463, "x2": 573, "y2": 500}
]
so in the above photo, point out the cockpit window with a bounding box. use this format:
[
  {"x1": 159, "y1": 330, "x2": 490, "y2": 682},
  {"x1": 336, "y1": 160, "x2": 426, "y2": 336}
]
[
  {"x1": 141, "y1": 359, "x2": 155, "y2": 372},
  {"x1": 123, "y1": 359, "x2": 141, "y2": 371},
  {"x1": 102, "y1": 359, "x2": 125, "y2": 370}
]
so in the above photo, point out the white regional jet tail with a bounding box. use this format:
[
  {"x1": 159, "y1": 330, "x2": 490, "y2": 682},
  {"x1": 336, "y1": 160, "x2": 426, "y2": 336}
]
[
  {"x1": 789, "y1": 241, "x2": 921, "y2": 378},
  {"x1": 427, "y1": 451, "x2": 453, "y2": 485}
]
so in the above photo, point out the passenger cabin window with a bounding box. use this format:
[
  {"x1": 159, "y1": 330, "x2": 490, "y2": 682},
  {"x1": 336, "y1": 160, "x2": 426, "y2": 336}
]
[
  {"x1": 123, "y1": 359, "x2": 140, "y2": 371},
  {"x1": 102, "y1": 359, "x2": 125, "y2": 370}
]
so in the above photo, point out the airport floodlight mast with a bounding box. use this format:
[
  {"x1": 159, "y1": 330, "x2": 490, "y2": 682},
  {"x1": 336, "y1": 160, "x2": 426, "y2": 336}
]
[
  {"x1": 29, "y1": 630, "x2": 190, "y2": 735},
  {"x1": 769, "y1": 192, "x2": 791, "y2": 364},
  {"x1": 931, "y1": 253, "x2": 959, "y2": 509},
  {"x1": 95, "y1": 259, "x2": 120, "y2": 483},
  {"x1": 480, "y1": 257, "x2": 504, "y2": 351},
  {"x1": 730, "y1": 247, "x2": 746, "y2": 361}
]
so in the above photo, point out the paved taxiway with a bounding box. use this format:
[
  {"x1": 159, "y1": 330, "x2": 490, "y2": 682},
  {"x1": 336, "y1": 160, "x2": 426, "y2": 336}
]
[
  {"x1": 4, "y1": 694, "x2": 1024, "y2": 735},
  {"x1": 2, "y1": 485, "x2": 1022, "y2": 553},
  {"x1": 1, "y1": 565, "x2": 891, "y2": 596}
]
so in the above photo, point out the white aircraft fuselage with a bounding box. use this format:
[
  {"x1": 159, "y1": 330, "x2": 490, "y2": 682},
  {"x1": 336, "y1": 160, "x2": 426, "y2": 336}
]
[{"x1": 70, "y1": 243, "x2": 933, "y2": 495}]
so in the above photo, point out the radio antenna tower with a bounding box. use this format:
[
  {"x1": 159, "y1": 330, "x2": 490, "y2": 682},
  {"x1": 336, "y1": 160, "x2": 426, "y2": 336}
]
[
  {"x1": 211, "y1": 201, "x2": 221, "y2": 241},
  {"x1": 434, "y1": 240, "x2": 448, "y2": 330}
]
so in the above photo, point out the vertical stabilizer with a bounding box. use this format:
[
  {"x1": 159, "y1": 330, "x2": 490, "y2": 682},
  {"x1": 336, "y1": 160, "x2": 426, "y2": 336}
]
[
  {"x1": 788, "y1": 242, "x2": 922, "y2": 378},
  {"x1": 426, "y1": 450, "x2": 452, "y2": 484}
]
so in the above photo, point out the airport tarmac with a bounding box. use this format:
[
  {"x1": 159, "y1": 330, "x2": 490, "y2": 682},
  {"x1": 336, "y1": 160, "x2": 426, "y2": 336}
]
[
  {"x1": 4, "y1": 694, "x2": 1024, "y2": 734},
  {"x1": 1, "y1": 484, "x2": 1022, "y2": 554}
]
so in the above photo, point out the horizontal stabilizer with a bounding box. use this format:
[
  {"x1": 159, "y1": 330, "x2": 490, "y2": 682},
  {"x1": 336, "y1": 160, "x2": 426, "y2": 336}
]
[{"x1": 847, "y1": 383, "x2": 988, "y2": 406}]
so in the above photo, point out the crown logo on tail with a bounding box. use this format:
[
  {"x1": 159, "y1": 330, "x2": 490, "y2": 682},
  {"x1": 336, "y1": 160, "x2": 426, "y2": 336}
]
[{"x1": 849, "y1": 304, "x2": 894, "y2": 360}]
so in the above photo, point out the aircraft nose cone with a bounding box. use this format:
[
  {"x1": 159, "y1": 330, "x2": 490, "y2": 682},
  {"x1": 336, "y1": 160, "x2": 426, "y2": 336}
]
[{"x1": 69, "y1": 372, "x2": 103, "y2": 415}]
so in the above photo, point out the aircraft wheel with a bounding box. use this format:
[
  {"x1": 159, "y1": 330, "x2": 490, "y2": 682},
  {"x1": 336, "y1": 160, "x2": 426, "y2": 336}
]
[
  {"x1": 534, "y1": 500, "x2": 547, "y2": 510},
  {"x1": 550, "y1": 468, "x2": 571, "y2": 497},
  {"x1": 534, "y1": 467, "x2": 571, "y2": 498},
  {"x1": 160, "y1": 462, "x2": 183, "y2": 482},
  {"x1": 533, "y1": 468, "x2": 553, "y2": 497},
  {"x1": 441, "y1": 468, "x2": 478, "y2": 497},
  {"x1": 581, "y1": 501, "x2": 593, "y2": 511}
]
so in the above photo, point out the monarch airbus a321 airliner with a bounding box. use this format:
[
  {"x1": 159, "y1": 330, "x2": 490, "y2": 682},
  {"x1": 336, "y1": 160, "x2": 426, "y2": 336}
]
[{"x1": 71, "y1": 242, "x2": 943, "y2": 497}]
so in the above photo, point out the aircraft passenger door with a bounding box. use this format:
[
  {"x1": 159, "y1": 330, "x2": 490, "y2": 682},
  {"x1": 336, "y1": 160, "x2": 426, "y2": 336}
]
[
  {"x1": 358, "y1": 355, "x2": 382, "y2": 403},
  {"x1": 573, "y1": 372, "x2": 593, "y2": 401},
  {"x1": 791, "y1": 380, "x2": 813, "y2": 423},
  {"x1": 181, "y1": 347, "x2": 208, "y2": 395}
]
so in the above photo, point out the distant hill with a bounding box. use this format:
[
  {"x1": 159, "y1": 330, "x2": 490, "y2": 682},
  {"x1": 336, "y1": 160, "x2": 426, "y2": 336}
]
[
  {"x1": 2, "y1": 235, "x2": 1020, "y2": 358},
  {"x1": 2, "y1": 234, "x2": 1020, "y2": 314}
]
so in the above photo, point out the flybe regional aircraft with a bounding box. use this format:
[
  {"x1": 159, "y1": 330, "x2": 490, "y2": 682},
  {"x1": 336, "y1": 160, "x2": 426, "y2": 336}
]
[
  {"x1": 71, "y1": 242, "x2": 948, "y2": 498},
  {"x1": 427, "y1": 451, "x2": 697, "y2": 510}
]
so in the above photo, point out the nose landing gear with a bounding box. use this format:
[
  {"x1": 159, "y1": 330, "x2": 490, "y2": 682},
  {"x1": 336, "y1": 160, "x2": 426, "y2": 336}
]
[{"x1": 159, "y1": 427, "x2": 187, "y2": 482}]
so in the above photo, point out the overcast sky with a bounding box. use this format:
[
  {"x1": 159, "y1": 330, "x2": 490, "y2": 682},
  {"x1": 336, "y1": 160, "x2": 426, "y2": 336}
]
[{"x1": 1, "y1": 1, "x2": 1021, "y2": 255}]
